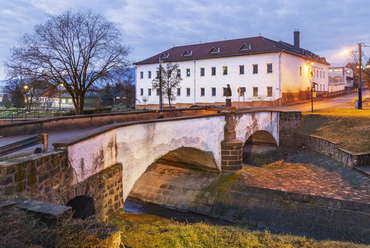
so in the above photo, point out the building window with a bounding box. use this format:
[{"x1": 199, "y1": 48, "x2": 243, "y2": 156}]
[
  {"x1": 186, "y1": 88, "x2": 190, "y2": 96},
  {"x1": 156, "y1": 70, "x2": 159, "y2": 78},
  {"x1": 177, "y1": 88, "x2": 181, "y2": 96},
  {"x1": 211, "y1": 67, "x2": 216, "y2": 76},
  {"x1": 186, "y1": 68, "x2": 190, "y2": 77},
  {"x1": 253, "y1": 64, "x2": 258, "y2": 74},
  {"x1": 148, "y1": 71, "x2": 151, "y2": 79},
  {"x1": 267, "y1": 63, "x2": 272, "y2": 73},
  {"x1": 323, "y1": 72, "x2": 325, "y2": 78},
  {"x1": 156, "y1": 89, "x2": 160, "y2": 96},
  {"x1": 140, "y1": 88, "x2": 143, "y2": 96},
  {"x1": 140, "y1": 71, "x2": 143, "y2": 79},
  {"x1": 212, "y1": 87, "x2": 216, "y2": 96},
  {"x1": 267, "y1": 87, "x2": 272, "y2": 97},
  {"x1": 320, "y1": 71, "x2": 322, "y2": 78},
  {"x1": 239, "y1": 65, "x2": 244, "y2": 75},
  {"x1": 253, "y1": 87, "x2": 258, "y2": 97},
  {"x1": 200, "y1": 68, "x2": 205, "y2": 77},
  {"x1": 223, "y1": 66, "x2": 228, "y2": 75},
  {"x1": 300, "y1": 67, "x2": 302, "y2": 76},
  {"x1": 177, "y1": 69, "x2": 181, "y2": 77},
  {"x1": 148, "y1": 88, "x2": 151, "y2": 96},
  {"x1": 200, "y1": 88, "x2": 205, "y2": 96}
]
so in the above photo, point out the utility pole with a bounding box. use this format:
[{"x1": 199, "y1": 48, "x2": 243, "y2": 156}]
[{"x1": 358, "y1": 43, "x2": 362, "y2": 109}]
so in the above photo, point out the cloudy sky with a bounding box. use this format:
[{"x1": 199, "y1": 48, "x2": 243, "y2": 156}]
[{"x1": 1, "y1": 0, "x2": 369, "y2": 80}]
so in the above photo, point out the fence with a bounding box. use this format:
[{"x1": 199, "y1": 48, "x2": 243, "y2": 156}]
[
  {"x1": 0, "y1": 133, "x2": 48, "y2": 157},
  {"x1": 0, "y1": 107, "x2": 113, "y2": 122}
]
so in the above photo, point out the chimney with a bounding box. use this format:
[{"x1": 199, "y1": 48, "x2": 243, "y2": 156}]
[{"x1": 294, "y1": 29, "x2": 300, "y2": 48}]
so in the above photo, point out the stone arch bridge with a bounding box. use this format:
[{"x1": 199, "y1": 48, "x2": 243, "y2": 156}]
[{"x1": 1, "y1": 110, "x2": 294, "y2": 221}]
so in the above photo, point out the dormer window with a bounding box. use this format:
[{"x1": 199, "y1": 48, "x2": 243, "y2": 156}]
[
  {"x1": 182, "y1": 50, "x2": 192, "y2": 56},
  {"x1": 240, "y1": 43, "x2": 251, "y2": 51},
  {"x1": 209, "y1": 47, "x2": 220, "y2": 54},
  {"x1": 160, "y1": 53, "x2": 169, "y2": 59}
]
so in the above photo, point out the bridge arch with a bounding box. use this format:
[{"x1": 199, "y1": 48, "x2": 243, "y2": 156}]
[
  {"x1": 155, "y1": 147, "x2": 219, "y2": 171},
  {"x1": 66, "y1": 195, "x2": 95, "y2": 219},
  {"x1": 245, "y1": 130, "x2": 278, "y2": 147}
]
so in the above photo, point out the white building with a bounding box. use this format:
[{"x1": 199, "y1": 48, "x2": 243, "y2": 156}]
[
  {"x1": 328, "y1": 62, "x2": 354, "y2": 92},
  {"x1": 135, "y1": 31, "x2": 329, "y2": 109}
]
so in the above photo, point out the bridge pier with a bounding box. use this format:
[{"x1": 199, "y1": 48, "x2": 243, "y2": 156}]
[{"x1": 221, "y1": 112, "x2": 243, "y2": 172}]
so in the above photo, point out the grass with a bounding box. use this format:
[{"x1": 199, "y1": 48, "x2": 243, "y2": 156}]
[
  {"x1": 0, "y1": 207, "x2": 111, "y2": 248},
  {"x1": 297, "y1": 108, "x2": 370, "y2": 153},
  {"x1": 110, "y1": 210, "x2": 368, "y2": 248}
]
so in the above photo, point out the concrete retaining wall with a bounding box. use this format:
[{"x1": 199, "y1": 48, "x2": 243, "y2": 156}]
[{"x1": 0, "y1": 108, "x2": 218, "y2": 137}]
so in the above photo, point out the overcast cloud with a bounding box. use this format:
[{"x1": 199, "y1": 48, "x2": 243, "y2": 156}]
[{"x1": 1, "y1": 0, "x2": 369, "y2": 80}]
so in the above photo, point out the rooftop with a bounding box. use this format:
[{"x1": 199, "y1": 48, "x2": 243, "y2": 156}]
[{"x1": 135, "y1": 36, "x2": 329, "y2": 65}]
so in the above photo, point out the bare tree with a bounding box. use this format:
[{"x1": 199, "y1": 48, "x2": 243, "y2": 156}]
[
  {"x1": 4, "y1": 10, "x2": 130, "y2": 115},
  {"x1": 111, "y1": 68, "x2": 135, "y2": 109},
  {"x1": 152, "y1": 63, "x2": 182, "y2": 107}
]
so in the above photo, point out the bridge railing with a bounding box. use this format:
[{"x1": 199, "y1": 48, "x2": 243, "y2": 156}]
[{"x1": 0, "y1": 133, "x2": 48, "y2": 157}]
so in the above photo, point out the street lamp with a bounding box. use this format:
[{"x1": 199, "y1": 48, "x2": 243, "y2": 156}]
[
  {"x1": 23, "y1": 85, "x2": 29, "y2": 110},
  {"x1": 344, "y1": 43, "x2": 368, "y2": 109},
  {"x1": 59, "y1": 83, "x2": 64, "y2": 112},
  {"x1": 305, "y1": 62, "x2": 315, "y2": 112}
]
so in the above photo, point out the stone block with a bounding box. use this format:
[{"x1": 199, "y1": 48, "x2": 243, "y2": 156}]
[
  {"x1": 0, "y1": 176, "x2": 13, "y2": 186},
  {"x1": 15, "y1": 170, "x2": 26, "y2": 182}
]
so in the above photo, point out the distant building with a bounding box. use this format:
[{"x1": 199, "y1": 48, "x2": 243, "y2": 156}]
[
  {"x1": 328, "y1": 62, "x2": 353, "y2": 92},
  {"x1": 135, "y1": 31, "x2": 329, "y2": 109}
]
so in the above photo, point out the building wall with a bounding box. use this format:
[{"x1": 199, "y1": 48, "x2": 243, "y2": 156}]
[
  {"x1": 136, "y1": 52, "x2": 329, "y2": 108},
  {"x1": 328, "y1": 67, "x2": 353, "y2": 91}
]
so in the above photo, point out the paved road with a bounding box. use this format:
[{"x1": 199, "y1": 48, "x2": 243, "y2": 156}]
[{"x1": 1, "y1": 92, "x2": 369, "y2": 158}]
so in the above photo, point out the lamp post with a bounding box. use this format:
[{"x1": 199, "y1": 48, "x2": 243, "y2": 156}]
[
  {"x1": 357, "y1": 43, "x2": 363, "y2": 109},
  {"x1": 344, "y1": 43, "x2": 368, "y2": 109},
  {"x1": 59, "y1": 83, "x2": 64, "y2": 112},
  {"x1": 23, "y1": 85, "x2": 29, "y2": 110}
]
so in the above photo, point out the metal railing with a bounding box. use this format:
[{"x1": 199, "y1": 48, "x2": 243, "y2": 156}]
[{"x1": 0, "y1": 133, "x2": 48, "y2": 157}]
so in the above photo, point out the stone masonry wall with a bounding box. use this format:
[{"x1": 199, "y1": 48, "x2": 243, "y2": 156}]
[
  {"x1": 129, "y1": 163, "x2": 369, "y2": 244},
  {"x1": 294, "y1": 133, "x2": 370, "y2": 167},
  {"x1": 0, "y1": 151, "x2": 123, "y2": 222},
  {"x1": 279, "y1": 111, "x2": 302, "y2": 147}
]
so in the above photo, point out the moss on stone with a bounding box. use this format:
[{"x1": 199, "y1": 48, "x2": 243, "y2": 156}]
[
  {"x1": 28, "y1": 173, "x2": 37, "y2": 186},
  {"x1": 6, "y1": 166, "x2": 15, "y2": 175},
  {"x1": 53, "y1": 155, "x2": 60, "y2": 167},
  {"x1": 15, "y1": 170, "x2": 26, "y2": 182},
  {"x1": 16, "y1": 181, "x2": 24, "y2": 192},
  {"x1": 16, "y1": 163, "x2": 28, "y2": 171}
]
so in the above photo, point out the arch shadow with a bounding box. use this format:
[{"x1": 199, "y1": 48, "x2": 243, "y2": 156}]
[
  {"x1": 155, "y1": 147, "x2": 219, "y2": 172},
  {"x1": 66, "y1": 195, "x2": 96, "y2": 219},
  {"x1": 243, "y1": 130, "x2": 278, "y2": 164}
]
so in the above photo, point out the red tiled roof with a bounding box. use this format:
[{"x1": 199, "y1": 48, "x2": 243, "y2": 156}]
[{"x1": 135, "y1": 36, "x2": 329, "y2": 65}]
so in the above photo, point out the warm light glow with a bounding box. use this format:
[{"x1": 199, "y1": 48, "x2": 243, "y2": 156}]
[
  {"x1": 23, "y1": 85, "x2": 29, "y2": 90},
  {"x1": 60, "y1": 83, "x2": 64, "y2": 87}
]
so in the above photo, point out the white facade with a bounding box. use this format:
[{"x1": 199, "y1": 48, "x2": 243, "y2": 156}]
[
  {"x1": 328, "y1": 63, "x2": 354, "y2": 92},
  {"x1": 136, "y1": 52, "x2": 328, "y2": 108}
]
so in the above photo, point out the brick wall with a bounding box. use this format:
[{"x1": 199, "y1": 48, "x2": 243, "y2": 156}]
[
  {"x1": 221, "y1": 140, "x2": 243, "y2": 171},
  {"x1": 279, "y1": 111, "x2": 302, "y2": 147}
]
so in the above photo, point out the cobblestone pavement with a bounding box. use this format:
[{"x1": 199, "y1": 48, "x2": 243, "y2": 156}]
[{"x1": 241, "y1": 148, "x2": 370, "y2": 204}]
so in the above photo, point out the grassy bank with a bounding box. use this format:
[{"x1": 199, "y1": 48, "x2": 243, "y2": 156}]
[
  {"x1": 111, "y1": 211, "x2": 368, "y2": 248},
  {"x1": 297, "y1": 108, "x2": 370, "y2": 153}
]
